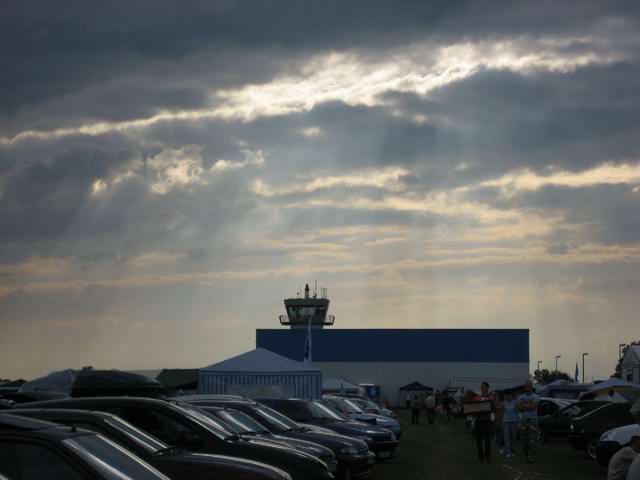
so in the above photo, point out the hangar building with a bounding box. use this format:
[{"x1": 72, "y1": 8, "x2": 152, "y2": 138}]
[{"x1": 256, "y1": 285, "x2": 530, "y2": 404}]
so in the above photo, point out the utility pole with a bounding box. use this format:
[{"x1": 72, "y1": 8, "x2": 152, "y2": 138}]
[
  {"x1": 582, "y1": 353, "x2": 589, "y2": 383},
  {"x1": 537, "y1": 360, "x2": 542, "y2": 372},
  {"x1": 555, "y1": 355, "x2": 562, "y2": 373}
]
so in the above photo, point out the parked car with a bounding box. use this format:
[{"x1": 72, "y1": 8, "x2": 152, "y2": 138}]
[
  {"x1": 258, "y1": 398, "x2": 398, "y2": 459},
  {"x1": 538, "y1": 400, "x2": 610, "y2": 442},
  {"x1": 23, "y1": 397, "x2": 333, "y2": 480},
  {"x1": 569, "y1": 402, "x2": 636, "y2": 459},
  {"x1": 537, "y1": 397, "x2": 573, "y2": 417},
  {"x1": 338, "y1": 397, "x2": 395, "y2": 419},
  {"x1": 175, "y1": 395, "x2": 375, "y2": 479},
  {"x1": 199, "y1": 406, "x2": 337, "y2": 472},
  {"x1": 0, "y1": 412, "x2": 170, "y2": 479},
  {"x1": 321, "y1": 396, "x2": 402, "y2": 439},
  {"x1": 596, "y1": 423, "x2": 640, "y2": 467},
  {"x1": 10, "y1": 408, "x2": 293, "y2": 480}
]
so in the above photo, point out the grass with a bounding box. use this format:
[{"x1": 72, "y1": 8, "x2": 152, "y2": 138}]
[{"x1": 370, "y1": 411, "x2": 607, "y2": 480}]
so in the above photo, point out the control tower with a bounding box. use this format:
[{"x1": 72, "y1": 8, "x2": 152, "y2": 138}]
[{"x1": 279, "y1": 283, "x2": 335, "y2": 329}]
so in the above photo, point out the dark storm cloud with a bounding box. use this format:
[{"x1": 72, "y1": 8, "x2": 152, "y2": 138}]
[{"x1": 2, "y1": 0, "x2": 639, "y2": 135}]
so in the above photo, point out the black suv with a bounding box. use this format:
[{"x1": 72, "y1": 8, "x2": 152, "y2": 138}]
[
  {"x1": 258, "y1": 398, "x2": 398, "y2": 459},
  {"x1": 24, "y1": 397, "x2": 333, "y2": 480},
  {"x1": 569, "y1": 402, "x2": 635, "y2": 459},
  {"x1": 10, "y1": 408, "x2": 292, "y2": 480},
  {"x1": 176, "y1": 395, "x2": 374, "y2": 479},
  {"x1": 0, "y1": 412, "x2": 169, "y2": 479}
]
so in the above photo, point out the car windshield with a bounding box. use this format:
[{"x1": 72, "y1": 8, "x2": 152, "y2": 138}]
[
  {"x1": 175, "y1": 404, "x2": 233, "y2": 440},
  {"x1": 252, "y1": 405, "x2": 300, "y2": 433},
  {"x1": 105, "y1": 417, "x2": 168, "y2": 454},
  {"x1": 216, "y1": 410, "x2": 270, "y2": 434},
  {"x1": 309, "y1": 401, "x2": 346, "y2": 422},
  {"x1": 64, "y1": 434, "x2": 170, "y2": 480},
  {"x1": 342, "y1": 399, "x2": 366, "y2": 414}
]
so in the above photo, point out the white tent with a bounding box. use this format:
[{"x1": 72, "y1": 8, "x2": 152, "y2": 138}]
[
  {"x1": 198, "y1": 348, "x2": 322, "y2": 399},
  {"x1": 579, "y1": 377, "x2": 640, "y2": 402},
  {"x1": 322, "y1": 378, "x2": 366, "y2": 396}
]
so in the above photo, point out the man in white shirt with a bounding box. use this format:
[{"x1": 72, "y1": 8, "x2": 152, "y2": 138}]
[{"x1": 608, "y1": 436, "x2": 640, "y2": 480}]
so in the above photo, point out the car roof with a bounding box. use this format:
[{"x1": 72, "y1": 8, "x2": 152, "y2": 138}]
[
  {"x1": 23, "y1": 396, "x2": 175, "y2": 408},
  {"x1": 10, "y1": 408, "x2": 117, "y2": 421},
  {"x1": 0, "y1": 413, "x2": 96, "y2": 440},
  {"x1": 0, "y1": 412, "x2": 61, "y2": 431}
]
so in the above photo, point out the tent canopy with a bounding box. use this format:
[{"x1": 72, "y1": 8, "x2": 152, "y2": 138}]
[
  {"x1": 199, "y1": 348, "x2": 322, "y2": 399},
  {"x1": 399, "y1": 381, "x2": 433, "y2": 392},
  {"x1": 202, "y1": 348, "x2": 320, "y2": 373},
  {"x1": 579, "y1": 377, "x2": 640, "y2": 401}
]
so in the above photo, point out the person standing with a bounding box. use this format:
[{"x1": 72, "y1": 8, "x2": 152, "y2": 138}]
[
  {"x1": 517, "y1": 380, "x2": 540, "y2": 463},
  {"x1": 411, "y1": 394, "x2": 422, "y2": 425},
  {"x1": 494, "y1": 392, "x2": 505, "y2": 454},
  {"x1": 425, "y1": 392, "x2": 436, "y2": 425},
  {"x1": 404, "y1": 390, "x2": 411, "y2": 409},
  {"x1": 441, "y1": 392, "x2": 452, "y2": 422},
  {"x1": 608, "y1": 436, "x2": 640, "y2": 480},
  {"x1": 472, "y1": 382, "x2": 496, "y2": 463},
  {"x1": 626, "y1": 450, "x2": 640, "y2": 480},
  {"x1": 502, "y1": 391, "x2": 519, "y2": 458}
]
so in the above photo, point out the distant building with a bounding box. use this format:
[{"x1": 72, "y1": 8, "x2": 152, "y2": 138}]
[
  {"x1": 621, "y1": 345, "x2": 640, "y2": 384},
  {"x1": 256, "y1": 285, "x2": 530, "y2": 405}
]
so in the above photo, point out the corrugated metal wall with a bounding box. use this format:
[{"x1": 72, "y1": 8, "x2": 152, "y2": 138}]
[
  {"x1": 198, "y1": 371, "x2": 322, "y2": 399},
  {"x1": 257, "y1": 329, "x2": 529, "y2": 363},
  {"x1": 315, "y1": 361, "x2": 529, "y2": 406}
]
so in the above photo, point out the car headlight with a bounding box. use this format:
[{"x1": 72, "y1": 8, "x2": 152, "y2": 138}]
[
  {"x1": 339, "y1": 446, "x2": 358, "y2": 455},
  {"x1": 600, "y1": 432, "x2": 612, "y2": 442},
  {"x1": 569, "y1": 424, "x2": 574, "y2": 433}
]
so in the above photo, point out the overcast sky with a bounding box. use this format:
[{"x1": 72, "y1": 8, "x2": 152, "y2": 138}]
[{"x1": 1, "y1": 1, "x2": 639, "y2": 381}]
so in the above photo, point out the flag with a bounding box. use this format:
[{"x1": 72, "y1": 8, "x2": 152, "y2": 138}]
[
  {"x1": 575, "y1": 362, "x2": 579, "y2": 382},
  {"x1": 303, "y1": 318, "x2": 312, "y2": 364}
]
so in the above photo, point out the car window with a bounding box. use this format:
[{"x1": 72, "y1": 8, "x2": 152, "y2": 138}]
[
  {"x1": 216, "y1": 410, "x2": 269, "y2": 434},
  {"x1": 308, "y1": 401, "x2": 346, "y2": 422},
  {"x1": 252, "y1": 405, "x2": 299, "y2": 432},
  {"x1": 64, "y1": 434, "x2": 170, "y2": 479},
  {"x1": 267, "y1": 402, "x2": 308, "y2": 422},
  {"x1": 0, "y1": 440, "x2": 85, "y2": 480},
  {"x1": 118, "y1": 407, "x2": 205, "y2": 451}
]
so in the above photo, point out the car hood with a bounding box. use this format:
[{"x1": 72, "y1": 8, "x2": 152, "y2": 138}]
[
  {"x1": 309, "y1": 419, "x2": 390, "y2": 437},
  {"x1": 599, "y1": 423, "x2": 640, "y2": 444},
  {"x1": 182, "y1": 453, "x2": 291, "y2": 480},
  {"x1": 269, "y1": 434, "x2": 334, "y2": 460},
  {"x1": 294, "y1": 425, "x2": 369, "y2": 449}
]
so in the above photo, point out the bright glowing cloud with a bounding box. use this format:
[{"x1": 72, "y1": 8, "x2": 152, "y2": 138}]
[
  {"x1": 252, "y1": 167, "x2": 409, "y2": 196},
  {"x1": 476, "y1": 162, "x2": 640, "y2": 195},
  {"x1": 0, "y1": 37, "x2": 622, "y2": 145}
]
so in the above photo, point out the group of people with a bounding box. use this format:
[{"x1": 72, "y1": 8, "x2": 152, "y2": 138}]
[
  {"x1": 406, "y1": 390, "x2": 455, "y2": 425},
  {"x1": 469, "y1": 380, "x2": 541, "y2": 464}
]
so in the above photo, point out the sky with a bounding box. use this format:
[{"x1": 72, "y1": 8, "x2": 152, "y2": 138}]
[{"x1": 1, "y1": 1, "x2": 639, "y2": 381}]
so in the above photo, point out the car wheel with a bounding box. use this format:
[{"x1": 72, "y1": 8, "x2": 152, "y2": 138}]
[{"x1": 587, "y1": 439, "x2": 598, "y2": 460}]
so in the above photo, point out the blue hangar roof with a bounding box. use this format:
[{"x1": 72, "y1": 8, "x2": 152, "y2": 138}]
[{"x1": 256, "y1": 329, "x2": 529, "y2": 363}]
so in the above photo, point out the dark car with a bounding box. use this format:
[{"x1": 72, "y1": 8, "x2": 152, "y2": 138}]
[
  {"x1": 10, "y1": 408, "x2": 292, "y2": 480},
  {"x1": 569, "y1": 402, "x2": 636, "y2": 459},
  {"x1": 199, "y1": 405, "x2": 337, "y2": 472},
  {"x1": 538, "y1": 400, "x2": 610, "y2": 442},
  {"x1": 176, "y1": 395, "x2": 375, "y2": 478},
  {"x1": 322, "y1": 396, "x2": 402, "y2": 439},
  {"x1": 258, "y1": 398, "x2": 398, "y2": 459},
  {"x1": 22, "y1": 397, "x2": 332, "y2": 480},
  {"x1": 0, "y1": 412, "x2": 170, "y2": 479}
]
